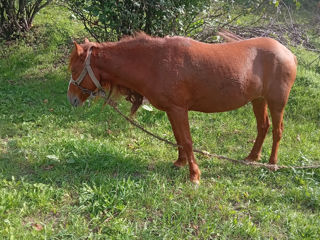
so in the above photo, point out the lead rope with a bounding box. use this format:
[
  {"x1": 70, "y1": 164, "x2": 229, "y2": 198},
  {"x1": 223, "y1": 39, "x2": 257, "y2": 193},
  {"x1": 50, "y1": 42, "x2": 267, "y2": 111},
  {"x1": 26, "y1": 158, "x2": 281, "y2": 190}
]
[{"x1": 104, "y1": 100, "x2": 320, "y2": 171}]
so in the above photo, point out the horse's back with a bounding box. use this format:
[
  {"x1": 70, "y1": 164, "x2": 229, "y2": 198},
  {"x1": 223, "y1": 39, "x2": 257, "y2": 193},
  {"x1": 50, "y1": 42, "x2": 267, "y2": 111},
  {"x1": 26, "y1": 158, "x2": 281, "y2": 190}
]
[{"x1": 158, "y1": 37, "x2": 297, "y2": 112}]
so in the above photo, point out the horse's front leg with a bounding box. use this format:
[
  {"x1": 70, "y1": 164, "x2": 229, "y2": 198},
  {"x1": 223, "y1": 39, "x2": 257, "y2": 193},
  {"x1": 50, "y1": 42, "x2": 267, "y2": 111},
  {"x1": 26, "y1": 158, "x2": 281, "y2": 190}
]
[{"x1": 166, "y1": 108, "x2": 201, "y2": 184}]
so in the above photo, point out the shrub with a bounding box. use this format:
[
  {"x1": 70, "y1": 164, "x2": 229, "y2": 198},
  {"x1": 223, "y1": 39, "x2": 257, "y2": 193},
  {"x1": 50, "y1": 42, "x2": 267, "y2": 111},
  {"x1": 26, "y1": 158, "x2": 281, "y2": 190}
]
[
  {"x1": 0, "y1": 0, "x2": 52, "y2": 40},
  {"x1": 64, "y1": 0, "x2": 214, "y2": 42}
]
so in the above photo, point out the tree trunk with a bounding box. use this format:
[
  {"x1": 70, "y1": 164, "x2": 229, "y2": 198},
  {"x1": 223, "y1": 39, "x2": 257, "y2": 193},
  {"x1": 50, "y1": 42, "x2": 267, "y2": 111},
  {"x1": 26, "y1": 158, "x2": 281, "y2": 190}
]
[{"x1": 0, "y1": 0, "x2": 52, "y2": 40}]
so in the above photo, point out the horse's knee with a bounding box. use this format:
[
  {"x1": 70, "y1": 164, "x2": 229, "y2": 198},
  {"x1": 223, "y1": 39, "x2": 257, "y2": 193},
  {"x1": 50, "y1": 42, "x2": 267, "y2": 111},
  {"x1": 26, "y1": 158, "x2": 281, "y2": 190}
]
[
  {"x1": 265, "y1": 119, "x2": 271, "y2": 130},
  {"x1": 272, "y1": 127, "x2": 283, "y2": 141},
  {"x1": 259, "y1": 119, "x2": 270, "y2": 134}
]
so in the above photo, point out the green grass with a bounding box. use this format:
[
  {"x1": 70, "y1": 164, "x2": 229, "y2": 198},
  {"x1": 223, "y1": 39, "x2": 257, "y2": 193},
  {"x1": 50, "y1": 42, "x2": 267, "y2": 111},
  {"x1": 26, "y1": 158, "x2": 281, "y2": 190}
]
[{"x1": 0, "y1": 4, "x2": 320, "y2": 240}]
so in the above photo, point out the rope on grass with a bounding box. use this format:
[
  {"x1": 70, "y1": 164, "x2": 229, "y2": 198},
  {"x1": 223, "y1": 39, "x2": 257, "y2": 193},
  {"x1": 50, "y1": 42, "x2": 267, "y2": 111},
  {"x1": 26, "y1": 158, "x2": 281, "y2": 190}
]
[{"x1": 106, "y1": 101, "x2": 320, "y2": 171}]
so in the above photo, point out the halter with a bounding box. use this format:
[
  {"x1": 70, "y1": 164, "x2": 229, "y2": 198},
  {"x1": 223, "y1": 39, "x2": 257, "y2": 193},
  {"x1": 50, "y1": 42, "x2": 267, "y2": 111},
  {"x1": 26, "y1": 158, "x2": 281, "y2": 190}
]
[{"x1": 69, "y1": 46, "x2": 107, "y2": 99}]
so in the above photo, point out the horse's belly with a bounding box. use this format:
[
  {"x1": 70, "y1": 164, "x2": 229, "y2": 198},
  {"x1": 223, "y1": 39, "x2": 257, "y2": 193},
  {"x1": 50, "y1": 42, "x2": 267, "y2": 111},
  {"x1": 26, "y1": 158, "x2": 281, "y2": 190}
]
[
  {"x1": 189, "y1": 94, "x2": 249, "y2": 113},
  {"x1": 188, "y1": 75, "x2": 263, "y2": 113},
  {"x1": 188, "y1": 81, "x2": 261, "y2": 113}
]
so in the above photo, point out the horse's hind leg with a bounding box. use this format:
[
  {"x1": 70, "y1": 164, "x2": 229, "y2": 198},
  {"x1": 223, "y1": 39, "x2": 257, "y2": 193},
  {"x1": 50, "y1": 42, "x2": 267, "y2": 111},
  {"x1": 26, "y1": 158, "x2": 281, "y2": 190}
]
[
  {"x1": 268, "y1": 102, "x2": 285, "y2": 165},
  {"x1": 246, "y1": 98, "x2": 270, "y2": 161}
]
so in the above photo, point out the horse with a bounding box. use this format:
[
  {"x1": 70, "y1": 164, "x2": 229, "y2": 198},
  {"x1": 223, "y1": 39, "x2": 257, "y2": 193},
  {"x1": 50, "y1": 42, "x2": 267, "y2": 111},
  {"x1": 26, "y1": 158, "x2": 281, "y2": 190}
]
[{"x1": 67, "y1": 32, "x2": 297, "y2": 184}]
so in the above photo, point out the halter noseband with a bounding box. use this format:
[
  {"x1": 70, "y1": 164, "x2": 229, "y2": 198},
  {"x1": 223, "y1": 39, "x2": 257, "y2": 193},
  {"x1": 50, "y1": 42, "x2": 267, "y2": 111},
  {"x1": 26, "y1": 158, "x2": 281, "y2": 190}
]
[{"x1": 69, "y1": 46, "x2": 107, "y2": 98}]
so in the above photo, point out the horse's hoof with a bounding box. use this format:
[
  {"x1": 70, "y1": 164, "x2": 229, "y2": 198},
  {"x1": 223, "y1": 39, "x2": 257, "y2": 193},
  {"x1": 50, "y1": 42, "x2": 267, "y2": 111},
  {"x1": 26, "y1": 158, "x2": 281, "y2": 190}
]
[
  {"x1": 190, "y1": 174, "x2": 200, "y2": 185},
  {"x1": 173, "y1": 160, "x2": 187, "y2": 168},
  {"x1": 172, "y1": 164, "x2": 181, "y2": 170},
  {"x1": 191, "y1": 176, "x2": 200, "y2": 189},
  {"x1": 245, "y1": 156, "x2": 259, "y2": 162},
  {"x1": 191, "y1": 179, "x2": 200, "y2": 186}
]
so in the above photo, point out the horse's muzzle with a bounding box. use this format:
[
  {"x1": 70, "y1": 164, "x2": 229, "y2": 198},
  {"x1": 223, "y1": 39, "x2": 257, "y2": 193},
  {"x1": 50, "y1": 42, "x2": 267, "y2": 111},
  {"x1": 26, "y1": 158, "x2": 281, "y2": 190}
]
[{"x1": 68, "y1": 94, "x2": 82, "y2": 107}]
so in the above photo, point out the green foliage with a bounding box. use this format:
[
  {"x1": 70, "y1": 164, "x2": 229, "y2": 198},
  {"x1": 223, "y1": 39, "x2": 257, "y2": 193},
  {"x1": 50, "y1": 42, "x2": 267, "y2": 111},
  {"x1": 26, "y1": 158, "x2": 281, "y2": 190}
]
[
  {"x1": 63, "y1": 0, "x2": 314, "y2": 43},
  {"x1": 64, "y1": 0, "x2": 213, "y2": 41}
]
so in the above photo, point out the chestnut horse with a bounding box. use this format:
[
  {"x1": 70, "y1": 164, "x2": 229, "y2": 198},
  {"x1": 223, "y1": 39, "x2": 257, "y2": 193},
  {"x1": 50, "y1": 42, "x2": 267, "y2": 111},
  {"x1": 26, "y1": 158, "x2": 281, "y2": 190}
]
[{"x1": 67, "y1": 33, "x2": 297, "y2": 184}]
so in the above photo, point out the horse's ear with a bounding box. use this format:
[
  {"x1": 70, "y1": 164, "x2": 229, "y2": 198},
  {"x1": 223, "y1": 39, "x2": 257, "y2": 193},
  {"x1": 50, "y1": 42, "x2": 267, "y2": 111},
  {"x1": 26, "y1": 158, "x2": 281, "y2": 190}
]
[
  {"x1": 73, "y1": 41, "x2": 84, "y2": 56},
  {"x1": 84, "y1": 38, "x2": 90, "y2": 43}
]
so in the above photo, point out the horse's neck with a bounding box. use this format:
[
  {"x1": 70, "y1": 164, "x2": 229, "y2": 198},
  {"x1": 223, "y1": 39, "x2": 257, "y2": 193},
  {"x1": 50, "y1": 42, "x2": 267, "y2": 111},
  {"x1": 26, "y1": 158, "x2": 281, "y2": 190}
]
[{"x1": 94, "y1": 43, "x2": 149, "y2": 91}]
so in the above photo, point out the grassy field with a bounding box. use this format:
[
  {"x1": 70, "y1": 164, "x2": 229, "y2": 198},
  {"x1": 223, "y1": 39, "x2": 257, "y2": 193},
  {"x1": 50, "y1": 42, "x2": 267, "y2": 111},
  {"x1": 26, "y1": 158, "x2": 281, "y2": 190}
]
[{"x1": 0, "y1": 5, "x2": 320, "y2": 240}]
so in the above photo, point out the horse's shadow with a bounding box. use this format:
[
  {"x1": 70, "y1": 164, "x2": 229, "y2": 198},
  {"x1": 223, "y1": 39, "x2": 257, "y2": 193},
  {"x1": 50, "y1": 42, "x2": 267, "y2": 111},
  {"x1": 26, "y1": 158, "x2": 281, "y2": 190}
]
[
  {"x1": 0, "y1": 136, "x2": 286, "y2": 188},
  {"x1": 1, "y1": 132, "x2": 252, "y2": 189},
  {"x1": 0, "y1": 137, "x2": 189, "y2": 189}
]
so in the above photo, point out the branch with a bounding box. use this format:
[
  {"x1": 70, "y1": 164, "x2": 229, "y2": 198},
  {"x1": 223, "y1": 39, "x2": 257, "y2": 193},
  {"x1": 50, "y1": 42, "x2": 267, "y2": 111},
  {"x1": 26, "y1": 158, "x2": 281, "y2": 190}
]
[
  {"x1": 66, "y1": 4, "x2": 101, "y2": 42},
  {"x1": 28, "y1": 0, "x2": 52, "y2": 27}
]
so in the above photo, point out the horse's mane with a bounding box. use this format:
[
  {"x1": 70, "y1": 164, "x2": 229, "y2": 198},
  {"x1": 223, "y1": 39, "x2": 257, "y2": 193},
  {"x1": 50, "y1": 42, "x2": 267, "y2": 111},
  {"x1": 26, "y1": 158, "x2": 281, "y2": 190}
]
[
  {"x1": 120, "y1": 30, "x2": 244, "y2": 44},
  {"x1": 119, "y1": 31, "x2": 152, "y2": 42}
]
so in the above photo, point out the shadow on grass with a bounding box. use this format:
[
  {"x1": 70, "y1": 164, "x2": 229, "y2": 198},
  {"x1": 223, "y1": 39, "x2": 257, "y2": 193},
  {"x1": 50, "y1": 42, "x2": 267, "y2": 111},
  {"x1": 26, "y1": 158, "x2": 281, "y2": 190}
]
[
  {"x1": 0, "y1": 136, "x2": 186, "y2": 188},
  {"x1": 0, "y1": 142, "x2": 144, "y2": 185}
]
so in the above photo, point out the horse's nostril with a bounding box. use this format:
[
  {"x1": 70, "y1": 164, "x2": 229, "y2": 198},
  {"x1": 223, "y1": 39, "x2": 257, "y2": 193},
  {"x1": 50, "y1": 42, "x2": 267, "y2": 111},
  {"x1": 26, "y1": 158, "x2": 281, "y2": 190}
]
[
  {"x1": 68, "y1": 94, "x2": 80, "y2": 107},
  {"x1": 73, "y1": 97, "x2": 79, "y2": 106}
]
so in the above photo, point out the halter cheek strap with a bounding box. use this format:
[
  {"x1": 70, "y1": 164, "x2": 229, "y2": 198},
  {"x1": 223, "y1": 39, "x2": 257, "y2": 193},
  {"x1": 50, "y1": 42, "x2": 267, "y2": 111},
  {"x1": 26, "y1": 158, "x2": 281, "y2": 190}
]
[{"x1": 69, "y1": 46, "x2": 106, "y2": 98}]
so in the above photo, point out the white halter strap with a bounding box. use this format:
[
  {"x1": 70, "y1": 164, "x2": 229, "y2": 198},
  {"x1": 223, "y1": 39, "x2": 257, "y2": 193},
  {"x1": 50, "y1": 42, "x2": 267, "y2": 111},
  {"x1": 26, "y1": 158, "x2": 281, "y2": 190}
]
[{"x1": 69, "y1": 46, "x2": 104, "y2": 93}]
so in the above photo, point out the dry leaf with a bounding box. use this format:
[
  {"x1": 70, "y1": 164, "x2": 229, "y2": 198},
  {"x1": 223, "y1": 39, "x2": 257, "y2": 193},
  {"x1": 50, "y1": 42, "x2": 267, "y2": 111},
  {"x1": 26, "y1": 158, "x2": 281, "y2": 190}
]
[
  {"x1": 43, "y1": 165, "x2": 54, "y2": 170},
  {"x1": 32, "y1": 223, "x2": 43, "y2": 231}
]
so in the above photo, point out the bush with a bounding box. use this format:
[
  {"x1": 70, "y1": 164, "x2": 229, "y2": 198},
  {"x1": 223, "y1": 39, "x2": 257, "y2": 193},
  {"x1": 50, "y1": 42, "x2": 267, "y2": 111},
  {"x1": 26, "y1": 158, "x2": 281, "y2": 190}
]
[
  {"x1": 64, "y1": 0, "x2": 215, "y2": 42},
  {"x1": 0, "y1": 0, "x2": 52, "y2": 40},
  {"x1": 63, "y1": 0, "x2": 283, "y2": 42}
]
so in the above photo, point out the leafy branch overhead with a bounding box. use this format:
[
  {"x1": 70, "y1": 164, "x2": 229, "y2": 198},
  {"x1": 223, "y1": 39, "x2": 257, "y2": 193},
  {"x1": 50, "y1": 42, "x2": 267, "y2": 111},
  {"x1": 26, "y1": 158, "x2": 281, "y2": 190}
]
[
  {"x1": 63, "y1": 0, "x2": 314, "y2": 44},
  {"x1": 64, "y1": 0, "x2": 213, "y2": 42},
  {"x1": 64, "y1": 0, "x2": 265, "y2": 42}
]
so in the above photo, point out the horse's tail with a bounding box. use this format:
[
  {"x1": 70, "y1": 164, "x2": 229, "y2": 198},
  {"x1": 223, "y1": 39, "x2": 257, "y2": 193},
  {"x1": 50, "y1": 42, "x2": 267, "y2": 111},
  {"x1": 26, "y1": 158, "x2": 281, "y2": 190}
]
[{"x1": 218, "y1": 30, "x2": 244, "y2": 42}]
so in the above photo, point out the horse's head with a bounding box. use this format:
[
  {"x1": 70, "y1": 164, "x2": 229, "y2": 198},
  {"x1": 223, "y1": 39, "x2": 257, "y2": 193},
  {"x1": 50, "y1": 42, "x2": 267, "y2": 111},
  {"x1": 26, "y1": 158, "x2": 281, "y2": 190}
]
[
  {"x1": 67, "y1": 38, "x2": 144, "y2": 115},
  {"x1": 67, "y1": 38, "x2": 103, "y2": 107}
]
